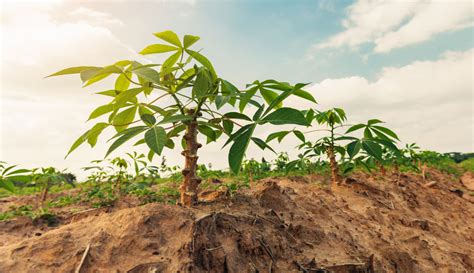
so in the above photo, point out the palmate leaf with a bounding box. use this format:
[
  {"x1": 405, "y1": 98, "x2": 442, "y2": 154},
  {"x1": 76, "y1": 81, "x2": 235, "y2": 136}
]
[
  {"x1": 0, "y1": 179, "x2": 15, "y2": 192},
  {"x1": 251, "y1": 137, "x2": 276, "y2": 153},
  {"x1": 144, "y1": 126, "x2": 167, "y2": 155},
  {"x1": 133, "y1": 67, "x2": 161, "y2": 84},
  {"x1": 346, "y1": 124, "x2": 365, "y2": 134},
  {"x1": 228, "y1": 124, "x2": 256, "y2": 174},
  {"x1": 115, "y1": 72, "x2": 132, "y2": 91},
  {"x1": 347, "y1": 140, "x2": 362, "y2": 158},
  {"x1": 261, "y1": 108, "x2": 309, "y2": 126},
  {"x1": 372, "y1": 125, "x2": 399, "y2": 140},
  {"x1": 112, "y1": 88, "x2": 143, "y2": 109},
  {"x1": 266, "y1": 131, "x2": 289, "y2": 143},
  {"x1": 192, "y1": 67, "x2": 211, "y2": 98},
  {"x1": 86, "y1": 122, "x2": 108, "y2": 147}
]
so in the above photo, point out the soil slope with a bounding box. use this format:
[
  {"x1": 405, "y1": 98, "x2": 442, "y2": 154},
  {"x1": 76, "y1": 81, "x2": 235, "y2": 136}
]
[{"x1": 0, "y1": 170, "x2": 473, "y2": 273}]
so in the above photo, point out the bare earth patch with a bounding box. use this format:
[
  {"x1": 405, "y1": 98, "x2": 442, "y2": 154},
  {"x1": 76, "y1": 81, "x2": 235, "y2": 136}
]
[{"x1": 0, "y1": 171, "x2": 473, "y2": 272}]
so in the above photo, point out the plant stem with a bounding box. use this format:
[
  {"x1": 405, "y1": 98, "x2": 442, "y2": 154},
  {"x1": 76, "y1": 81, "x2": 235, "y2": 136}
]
[
  {"x1": 179, "y1": 108, "x2": 202, "y2": 207},
  {"x1": 328, "y1": 124, "x2": 341, "y2": 185}
]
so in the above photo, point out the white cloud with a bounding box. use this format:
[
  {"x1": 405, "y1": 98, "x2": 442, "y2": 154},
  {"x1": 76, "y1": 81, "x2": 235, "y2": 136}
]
[
  {"x1": 316, "y1": 0, "x2": 474, "y2": 53},
  {"x1": 68, "y1": 7, "x2": 124, "y2": 26},
  {"x1": 293, "y1": 48, "x2": 474, "y2": 152}
]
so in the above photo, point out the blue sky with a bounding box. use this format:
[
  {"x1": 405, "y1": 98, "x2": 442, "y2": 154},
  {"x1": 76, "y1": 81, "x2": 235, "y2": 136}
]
[{"x1": 1, "y1": 0, "x2": 473, "y2": 175}]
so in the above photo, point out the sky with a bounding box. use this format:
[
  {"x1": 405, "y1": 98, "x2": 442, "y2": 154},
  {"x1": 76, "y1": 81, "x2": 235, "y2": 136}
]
[{"x1": 0, "y1": 0, "x2": 473, "y2": 177}]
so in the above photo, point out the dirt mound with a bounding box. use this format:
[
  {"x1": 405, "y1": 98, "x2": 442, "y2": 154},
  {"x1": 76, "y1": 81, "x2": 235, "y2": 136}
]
[{"x1": 0, "y1": 170, "x2": 473, "y2": 272}]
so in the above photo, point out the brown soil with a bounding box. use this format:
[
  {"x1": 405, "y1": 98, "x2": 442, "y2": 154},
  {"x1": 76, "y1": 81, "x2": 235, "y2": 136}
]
[{"x1": 0, "y1": 170, "x2": 473, "y2": 273}]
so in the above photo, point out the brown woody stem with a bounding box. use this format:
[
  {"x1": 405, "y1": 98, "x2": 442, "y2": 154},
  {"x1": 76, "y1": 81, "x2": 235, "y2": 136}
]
[{"x1": 179, "y1": 109, "x2": 202, "y2": 207}]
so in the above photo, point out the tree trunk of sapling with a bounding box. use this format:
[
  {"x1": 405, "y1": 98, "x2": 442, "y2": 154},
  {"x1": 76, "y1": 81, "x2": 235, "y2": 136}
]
[
  {"x1": 179, "y1": 109, "x2": 202, "y2": 207},
  {"x1": 327, "y1": 146, "x2": 341, "y2": 185},
  {"x1": 40, "y1": 184, "x2": 49, "y2": 207}
]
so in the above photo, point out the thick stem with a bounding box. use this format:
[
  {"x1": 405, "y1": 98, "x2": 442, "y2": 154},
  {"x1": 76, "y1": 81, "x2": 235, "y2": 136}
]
[
  {"x1": 327, "y1": 146, "x2": 341, "y2": 185},
  {"x1": 179, "y1": 109, "x2": 202, "y2": 207},
  {"x1": 40, "y1": 184, "x2": 49, "y2": 207}
]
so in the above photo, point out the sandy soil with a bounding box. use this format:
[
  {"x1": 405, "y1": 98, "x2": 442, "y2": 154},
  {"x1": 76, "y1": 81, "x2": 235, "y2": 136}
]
[{"x1": 0, "y1": 169, "x2": 473, "y2": 273}]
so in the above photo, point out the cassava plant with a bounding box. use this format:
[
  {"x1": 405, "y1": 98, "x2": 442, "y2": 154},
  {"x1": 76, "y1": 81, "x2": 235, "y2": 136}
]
[
  {"x1": 0, "y1": 162, "x2": 31, "y2": 192},
  {"x1": 48, "y1": 30, "x2": 316, "y2": 206}
]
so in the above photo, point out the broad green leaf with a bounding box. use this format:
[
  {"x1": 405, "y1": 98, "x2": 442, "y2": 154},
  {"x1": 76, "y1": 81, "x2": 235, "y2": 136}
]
[
  {"x1": 239, "y1": 86, "x2": 258, "y2": 112},
  {"x1": 261, "y1": 108, "x2": 309, "y2": 126},
  {"x1": 153, "y1": 30, "x2": 182, "y2": 47},
  {"x1": 133, "y1": 67, "x2": 160, "y2": 84},
  {"x1": 293, "y1": 130, "x2": 305, "y2": 142},
  {"x1": 158, "y1": 114, "x2": 192, "y2": 125},
  {"x1": 106, "y1": 126, "x2": 144, "y2": 157},
  {"x1": 223, "y1": 123, "x2": 253, "y2": 147},
  {"x1": 88, "y1": 104, "x2": 115, "y2": 121},
  {"x1": 192, "y1": 68, "x2": 211, "y2": 98},
  {"x1": 259, "y1": 87, "x2": 279, "y2": 106},
  {"x1": 112, "y1": 106, "x2": 137, "y2": 132},
  {"x1": 362, "y1": 140, "x2": 383, "y2": 161},
  {"x1": 113, "y1": 88, "x2": 142, "y2": 109},
  {"x1": 140, "y1": 44, "x2": 178, "y2": 55},
  {"x1": 46, "y1": 66, "x2": 100, "y2": 78},
  {"x1": 368, "y1": 119, "x2": 383, "y2": 125},
  {"x1": 145, "y1": 126, "x2": 167, "y2": 155},
  {"x1": 228, "y1": 124, "x2": 255, "y2": 173},
  {"x1": 222, "y1": 119, "x2": 234, "y2": 135},
  {"x1": 224, "y1": 112, "x2": 252, "y2": 121},
  {"x1": 251, "y1": 137, "x2": 276, "y2": 153},
  {"x1": 141, "y1": 114, "x2": 156, "y2": 126},
  {"x1": 65, "y1": 130, "x2": 89, "y2": 158},
  {"x1": 198, "y1": 125, "x2": 217, "y2": 143},
  {"x1": 185, "y1": 49, "x2": 216, "y2": 79},
  {"x1": 161, "y1": 50, "x2": 182, "y2": 76},
  {"x1": 346, "y1": 124, "x2": 365, "y2": 134},
  {"x1": 115, "y1": 72, "x2": 132, "y2": 91},
  {"x1": 96, "y1": 90, "x2": 120, "y2": 97},
  {"x1": 109, "y1": 126, "x2": 148, "y2": 141},
  {"x1": 0, "y1": 180, "x2": 15, "y2": 192},
  {"x1": 372, "y1": 126, "x2": 399, "y2": 140},
  {"x1": 347, "y1": 140, "x2": 361, "y2": 158},
  {"x1": 86, "y1": 122, "x2": 108, "y2": 147},
  {"x1": 266, "y1": 131, "x2": 289, "y2": 143},
  {"x1": 183, "y1": 35, "x2": 200, "y2": 48}
]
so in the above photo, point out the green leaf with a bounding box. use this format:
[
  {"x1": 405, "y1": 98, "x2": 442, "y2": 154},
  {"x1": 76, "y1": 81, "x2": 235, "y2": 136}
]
[
  {"x1": 46, "y1": 66, "x2": 100, "y2": 78},
  {"x1": 183, "y1": 35, "x2": 200, "y2": 48},
  {"x1": 362, "y1": 140, "x2": 383, "y2": 161},
  {"x1": 140, "y1": 44, "x2": 178, "y2": 55},
  {"x1": 368, "y1": 119, "x2": 383, "y2": 125},
  {"x1": 141, "y1": 114, "x2": 156, "y2": 126},
  {"x1": 347, "y1": 140, "x2": 361, "y2": 158},
  {"x1": 372, "y1": 126, "x2": 399, "y2": 140},
  {"x1": 293, "y1": 130, "x2": 305, "y2": 142},
  {"x1": 228, "y1": 124, "x2": 255, "y2": 174},
  {"x1": 112, "y1": 106, "x2": 137, "y2": 132},
  {"x1": 224, "y1": 112, "x2": 252, "y2": 121},
  {"x1": 153, "y1": 30, "x2": 182, "y2": 47},
  {"x1": 0, "y1": 180, "x2": 15, "y2": 192},
  {"x1": 145, "y1": 126, "x2": 167, "y2": 155},
  {"x1": 261, "y1": 108, "x2": 309, "y2": 126},
  {"x1": 65, "y1": 130, "x2": 89, "y2": 158},
  {"x1": 106, "y1": 126, "x2": 144, "y2": 157},
  {"x1": 259, "y1": 87, "x2": 279, "y2": 106},
  {"x1": 161, "y1": 50, "x2": 182, "y2": 76},
  {"x1": 192, "y1": 68, "x2": 211, "y2": 98},
  {"x1": 198, "y1": 125, "x2": 217, "y2": 143},
  {"x1": 252, "y1": 104, "x2": 265, "y2": 121},
  {"x1": 158, "y1": 114, "x2": 192, "y2": 125},
  {"x1": 222, "y1": 119, "x2": 234, "y2": 135},
  {"x1": 112, "y1": 88, "x2": 142, "y2": 109},
  {"x1": 185, "y1": 49, "x2": 216, "y2": 79},
  {"x1": 115, "y1": 72, "x2": 132, "y2": 91},
  {"x1": 251, "y1": 137, "x2": 276, "y2": 153},
  {"x1": 223, "y1": 124, "x2": 253, "y2": 147},
  {"x1": 266, "y1": 131, "x2": 289, "y2": 143},
  {"x1": 345, "y1": 124, "x2": 365, "y2": 134},
  {"x1": 88, "y1": 104, "x2": 114, "y2": 121},
  {"x1": 133, "y1": 67, "x2": 160, "y2": 84},
  {"x1": 87, "y1": 122, "x2": 108, "y2": 147},
  {"x1": 80, "y1": 68, "x2": 102, "y2": 82}
]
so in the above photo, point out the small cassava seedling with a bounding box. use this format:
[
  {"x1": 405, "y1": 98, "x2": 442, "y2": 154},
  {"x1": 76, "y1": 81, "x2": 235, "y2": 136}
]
[{"x1": 48, "y1": 30, "x2": 316, "y2": 206}]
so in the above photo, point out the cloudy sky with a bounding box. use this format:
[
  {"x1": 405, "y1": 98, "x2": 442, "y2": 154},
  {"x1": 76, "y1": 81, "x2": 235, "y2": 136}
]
[{"x1": 1, "y1": 0, "x2": 473, "y2": 176}]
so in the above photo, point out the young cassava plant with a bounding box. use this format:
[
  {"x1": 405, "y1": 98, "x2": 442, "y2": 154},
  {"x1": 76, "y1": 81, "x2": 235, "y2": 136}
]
[{"x1": 48, "y1": 30, "x2": 316, "y2": 206}]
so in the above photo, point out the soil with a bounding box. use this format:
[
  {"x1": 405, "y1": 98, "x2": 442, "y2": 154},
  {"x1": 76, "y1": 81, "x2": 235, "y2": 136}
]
[{"x1": 0, "y1": 169, "x2": 473, "y2": 273}]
